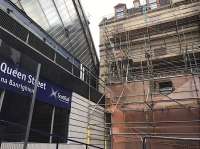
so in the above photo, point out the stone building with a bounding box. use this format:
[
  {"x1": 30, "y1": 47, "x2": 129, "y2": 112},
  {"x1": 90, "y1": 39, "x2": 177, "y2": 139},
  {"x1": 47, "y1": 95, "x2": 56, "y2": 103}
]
[{"x1": 99, "y1": 0, "x2": 200, "y2": 149}]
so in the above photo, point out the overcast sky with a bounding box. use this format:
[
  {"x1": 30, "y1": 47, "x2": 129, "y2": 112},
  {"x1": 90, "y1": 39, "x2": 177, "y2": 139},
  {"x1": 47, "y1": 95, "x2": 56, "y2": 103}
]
[{"x1": 81, "y1": 0, "x2": 146, "y2": 58}]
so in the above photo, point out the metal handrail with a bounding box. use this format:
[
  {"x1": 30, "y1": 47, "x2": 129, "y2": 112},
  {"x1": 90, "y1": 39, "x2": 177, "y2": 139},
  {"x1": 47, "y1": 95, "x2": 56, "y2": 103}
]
[{"x1": 0, "y1": 120, "x2": 104, "y2": 149}]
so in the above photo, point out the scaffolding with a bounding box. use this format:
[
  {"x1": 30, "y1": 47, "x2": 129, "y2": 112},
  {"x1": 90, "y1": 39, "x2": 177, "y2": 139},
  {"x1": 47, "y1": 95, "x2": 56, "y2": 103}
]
[{"x1": 99, "y1": 0, "x2": 200, "y2": 149}]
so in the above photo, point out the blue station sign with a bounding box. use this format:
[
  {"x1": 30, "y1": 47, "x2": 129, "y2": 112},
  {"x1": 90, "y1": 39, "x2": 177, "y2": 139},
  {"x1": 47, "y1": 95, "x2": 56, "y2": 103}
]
[{"x1": 0, "y1": 60, "x2": 72, "y2": 109}]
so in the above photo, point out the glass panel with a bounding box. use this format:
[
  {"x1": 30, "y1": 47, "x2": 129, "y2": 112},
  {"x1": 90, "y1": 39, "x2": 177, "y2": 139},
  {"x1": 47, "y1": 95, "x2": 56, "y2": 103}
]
[
  {"x1": 39, "y1": 0, "x2": 61, "y2": 27},
  {"x1": 54, "y1": 0, "x2": 71, "y2": 25},
  {"x1": 0, "y1": 38, "x2": 38, "y2": 147},
  {"x1": 20, "y1": 0, "x2": 50, "y2": 30},
  {"x1": 29, "y1": 101, "x2": 53, "y2": 142},
  {"x1": 12, "y1": 0, "x2": 97, "y2": 72}
]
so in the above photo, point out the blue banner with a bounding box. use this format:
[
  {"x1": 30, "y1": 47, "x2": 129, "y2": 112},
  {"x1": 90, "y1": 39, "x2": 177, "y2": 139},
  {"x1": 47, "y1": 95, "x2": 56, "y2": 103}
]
[{"x1": 0, "y1": 60, "x2": 72, "y2": 109}]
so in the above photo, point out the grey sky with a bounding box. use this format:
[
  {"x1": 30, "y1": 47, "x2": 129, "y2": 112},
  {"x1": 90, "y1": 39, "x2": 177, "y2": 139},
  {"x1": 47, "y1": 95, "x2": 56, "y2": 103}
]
[{"x1": 81, "y1": 0, "x2": 146, "y2": 58}]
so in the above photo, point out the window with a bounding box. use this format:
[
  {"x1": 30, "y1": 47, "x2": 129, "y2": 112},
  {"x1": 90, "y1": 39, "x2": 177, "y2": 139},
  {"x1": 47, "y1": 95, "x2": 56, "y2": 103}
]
[
  {"x1": 116, "y1": 8, "x2": 124, "y2": 13},
  {"x1": 30, "y1": 101, "x2": 53, "y2": 142},
  {"x1": 0, "y1": 91, "x2": 31, "y2": 142},
  {"x1": 80, "y1": 64, "x2": 85, "y2": 81},
  {"x1": 150, "y1": 3, "x2": 157, "y2": 9},
  {"x1": 149, "y1": 0, "x2": 157, "y2": 3},
  {"x1": 110, "y1": 62, "x2": 119, "y2": 78},
  {"x1": 109, "y1": 59, "x2": 134, "y2": 82},
  {"x1": 115, "y1": 7, "x2": 126, "y2": 19},
  {"x1": 116, "y1": 11, "x2": 125, "y2": 19},
  {"x1": 159, "y1": 81, "x2": 173, "y2": 95},
  {"x1": 148, "y1": 0, "x2": 157, "y2": 9}
]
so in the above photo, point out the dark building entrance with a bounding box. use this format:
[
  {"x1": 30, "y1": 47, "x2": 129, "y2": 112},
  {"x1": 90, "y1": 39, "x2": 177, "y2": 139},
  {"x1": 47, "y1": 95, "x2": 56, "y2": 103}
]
[{"x1": 0, "y1": 38, "x2": 70, "y2": 143}]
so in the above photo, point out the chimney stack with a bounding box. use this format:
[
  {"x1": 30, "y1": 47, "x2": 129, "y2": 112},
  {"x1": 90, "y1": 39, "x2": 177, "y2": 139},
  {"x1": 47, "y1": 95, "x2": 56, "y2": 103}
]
[
  {"x1": 114, "y1": 3, "x2": 127, "y2": 19},
  {"x1": 133, "y1": 0, "x2": 140, "y2": 8}
]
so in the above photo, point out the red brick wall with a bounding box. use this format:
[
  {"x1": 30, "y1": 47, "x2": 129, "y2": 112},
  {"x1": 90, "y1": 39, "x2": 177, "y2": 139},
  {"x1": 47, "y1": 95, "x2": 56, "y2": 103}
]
[{"x1": 106, "y1": 75, "x2": 200, "y2": 149}]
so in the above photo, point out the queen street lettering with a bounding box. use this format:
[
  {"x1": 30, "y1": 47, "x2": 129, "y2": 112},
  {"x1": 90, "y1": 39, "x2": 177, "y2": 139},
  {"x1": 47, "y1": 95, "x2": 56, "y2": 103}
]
[{"x1": 0, "y1": 62, "x2": 26, "y2": 81}]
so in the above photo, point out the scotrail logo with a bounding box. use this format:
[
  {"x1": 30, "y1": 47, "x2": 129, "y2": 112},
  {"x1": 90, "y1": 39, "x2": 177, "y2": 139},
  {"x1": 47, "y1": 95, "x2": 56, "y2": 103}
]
[{"x1": 50, "y1": 88, "x2": 70, "y2": 103}]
